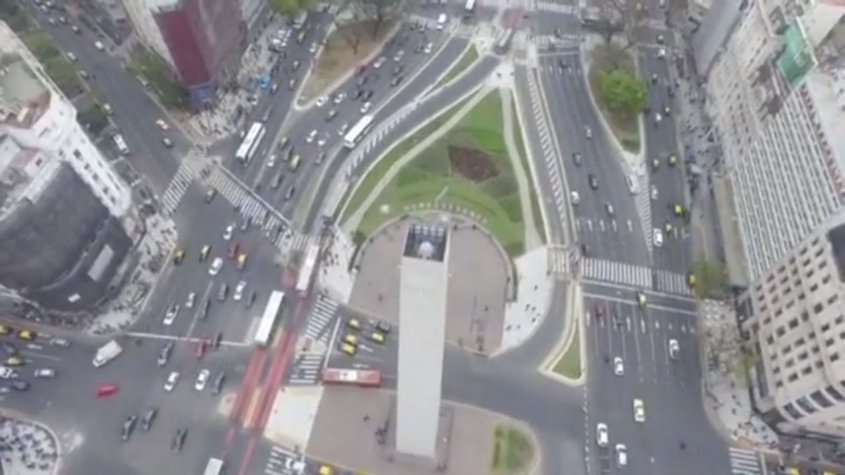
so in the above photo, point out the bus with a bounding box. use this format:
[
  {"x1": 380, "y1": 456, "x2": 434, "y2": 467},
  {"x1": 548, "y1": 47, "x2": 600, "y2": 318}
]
[
  {"x1": 290, "y1": 154, "x2": 302, "y2": 171},
  {"x1": 296, "y1": 243, "x2": 319, "y2": 293},
  {"x1": 494, "y1": 28, "x2": 515, "y2": 54},
  {"x1": 113, "y1": 134, "x2": 130, "y2": 155},
  {"x1": 343, "y1": 114, "x2": 375, "y2": 148},
  {"x1": 235, "y1": 122, "x2": 266, "y2": 165},
  {"x1": 203, "y1": 458, "x2": 224, "y2": 475},
  {"x1": 254, "y1": 290, "x2": 285, "y2": 346},
  {"x1": 322, "y1": 368, "x2": 382, "y2": 388}
]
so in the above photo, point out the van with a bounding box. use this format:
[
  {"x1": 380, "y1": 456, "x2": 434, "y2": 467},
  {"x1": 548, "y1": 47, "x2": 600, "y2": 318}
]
[{"x1": 436, "y1": 13, "x2": 447, "y2": 30}]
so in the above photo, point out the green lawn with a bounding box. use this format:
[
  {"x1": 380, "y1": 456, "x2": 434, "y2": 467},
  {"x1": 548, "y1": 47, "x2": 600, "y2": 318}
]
[
  {"x1": 354, "y1": 91, "x2": 527, "y2": 256},
  {"x1": 433, "y1": 44, "x2": 479, "y2": 90},
  {"x1": 511, "y1": 103, "x2": 546, "y2": 244},
  {"x1": 128, "y1": 51, "x2": 188, "y2": 110},
  {"x1": 20, "y1": 32, "x2": 83, "y2": 97},
  {"x1": 552, "y1": 320, "x2": 581, "y2": 379},
  {"x1": 588, "y1": 44, "x2": 641, "y2": 154},
  {"x1": 491, "y1": 425, "x2": 535, "y2": 474}
]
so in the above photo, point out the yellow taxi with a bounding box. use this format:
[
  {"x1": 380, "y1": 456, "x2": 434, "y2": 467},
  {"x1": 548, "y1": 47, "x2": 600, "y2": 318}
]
[
  {"x1": 636, "y1": 292, "x2": 647, "y2": 308},
  {"x1": 199, "y1": 245, "x2": 211, "y2": 262},
  {"x1": 173, "y1": 248, "x2": 186, "y2": 265},
  {"x1": 0, "y1": 324, "x2": 11, "y2": 336},
  {"x1": 17, "y1": 329, "x2": 35, "y2": 341},
  {"x1": 318, "y1": 466, "x2": 334, "y2": 475},
  {"x1": 369, "y1": 331, "x2": 385, "y2": 344},
  {"x1": 347, "y1": 318, "x2": 361, "y2": 331},
  {"x1": 687, "y1": 273, "x2": 697, "y2": 287},
  {"x1": 668, "y1": 154, "x2": 678, "y2": 166},
  {"x1": 673, "y1": 204, "x2": 685, "y2": 217},
  {"x1": 343, "y1": 334, "x2": 358, "y2": 345},
  {"x1": 664, "y1": 222, "x2": 673, "y2": 233},
  {"x1": 340, "y1": 343, "x2": 356, "y2": 356},
  {"x1": 6, "y1": 356, "x2": 23, "y2": 366},
  {"x1": 237, "y1": 253, "x2": 248, "y2": 270}
]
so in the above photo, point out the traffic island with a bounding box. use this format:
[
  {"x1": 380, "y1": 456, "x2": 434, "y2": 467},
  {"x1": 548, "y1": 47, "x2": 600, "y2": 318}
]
[
  {"x1": 585, "y1": 41, "x2": 644, "y2": 154},
  {"x1": 432, "y1": 44, "x2": 480, "y2": 90},
  {"x1": 298, "y1": 19, "x2": 398, "y2": 104},
  {"x1": 491, "y1": 424, "x2": 536, "y2": 475},
  {"x1": 551, "y1": 317, "x2": 582, "y2": 380}
]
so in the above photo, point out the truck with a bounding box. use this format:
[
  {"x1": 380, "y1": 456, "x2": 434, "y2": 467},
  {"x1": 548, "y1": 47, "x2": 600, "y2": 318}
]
[{"x1": 93, "y1": 340, "x2": 122, "y2": 368}]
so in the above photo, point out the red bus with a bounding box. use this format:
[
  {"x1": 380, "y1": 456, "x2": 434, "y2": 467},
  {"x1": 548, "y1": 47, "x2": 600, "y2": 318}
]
[{"x1": 321, "y1": 368, "x2": 382, "y2": 388}]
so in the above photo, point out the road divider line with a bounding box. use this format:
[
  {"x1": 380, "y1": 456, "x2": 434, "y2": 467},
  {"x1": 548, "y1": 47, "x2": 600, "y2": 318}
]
[
  {"x1": 229, "y1": 348, "x2": 267, "y2": 425},
  {"x1": 242, "y1": 388, "x2": 263, "y2": 430}
]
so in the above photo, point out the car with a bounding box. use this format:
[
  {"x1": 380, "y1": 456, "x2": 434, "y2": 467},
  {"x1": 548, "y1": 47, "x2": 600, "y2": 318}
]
[
  {"x1": 390, "y1": 75, "x2": 404, "y2": 87},
  {"x1": 687, "y1": 273, "x2": 697, "y2": 287},
  {"x1": 237, "y1": 253, "x2": 248, "y2": 270},
  {"x1": 651, "y1": 158, "x2": 660, "y2": 170},
  {"x1": 71, "y1": 25, "x2": 80, "y2": 33},
  {"x1": 588, "y1": 174, "x2": 598, "y2": 190},
  {"x1": 17, "y1": 329, "x2": 35, "y2": 341},
  {"x1": 155, "y1": 119, "x2": 169, "y2": 130},
  {"x1": 194, "y1": 369, "x2": 210, "y2": 391},
  {"x1": 653, "y1": 228, "x2": 664, "y2": 247},
  {"x1": 246, "y1": 290, "x2": 257, "y2": 308},
  {"x1": 656, "y1": 34, "x2": 665, "y2": 44},
  {"x1": 0, "y1": 325, "x2": 9, "y2": 335},
  {"x1": 650, "y1": 72, "x2": 659, "y2": 83},
  {"x1": 288, "y1": 78, "x2": 297, "y2": 90},
  {"x1": 393, "y1": 64, "x2": 405, "y2": 76},
  {"x1": 613, "y1": 357, "x2": 624, "y2": 376},
  {"x1": 570, "y1": 191, "x2": 580, "y2": 205},
  {"x1": 343, "y1": 334, "x2": 358, "y2": 345},
  {"x1": 266, "y1": 153, "x2": 277, "y2": 168},
  {"x1": 200, "y1": 299, "x2": 211, "y2": 320},
  {"x1": 199, "y1": 244, "x2": 211, "y2": 262},
  {"x1": 163, "y1": 304, "x2": 180, "y2": 326},
  {"x1": 204, "y1": 189, "x2": 217, "y2": 203},
  {"x1": 121, "y1": 415, "x2": 137, "y2": 441},
  {"x1": 34, "y1": 368, "x2": 56, "y2": 378},
  {"x1": 393, "y1": 50, "x2": 405, "y2": 62},
  {"x1": 373, "y1": 56, "x2": 386, "y2": 68},
  {"x1": 141, "y1": 408, "x2": 158, "y2": 431},
  {"x1": 650, "y1": 185, "x2": 658, "y2": 201},
  {"x1": 96, "y1": 383, "x2": 119, "y2": 398},
  {"x1": 596, "y1": 423, "x2": 609, "y2": 447},
  {"x1": 669, "y1": 339, "x2": 680, "y2": 359},
  {"x1": 306, "y1": 129, "x2": 318, "y2": 144},
  {"x1": 228, "y1": 242, "x2": 241, "y2": 259},
  {"x1": 657, "y1": 47, "x2": 666, "y2": 59},
  {"x1": 240, "y1": 216, "x2": 251, "y2": 231},
  {"x1": 362, "y1": 90, "x2": 374, "y2": 101},
  {"x1": 316, "y1": 151, "x2": 327, "y2": 164},
  {"x1": 223, "y1": 225, "x2": 234, "y2": 241},
  {"x1": 94, "y1": 40, "x2": 104, "y2": 51},
  {"x1": 615, "y1": 443, "x2": 628, "y2": 467},
  {"x1": 584, "y1": 126, "x2": 592, "y2": 139},
  {"x1": 209, "y1": 257, "x2": 223, "y2": 276},
  {"x1": 668, "y1": 154, "x2": 678, "y2": 166},
  {"x1": 333, "y1": 92, "x2": 346, "y2": 104},
  {"x1": 605, "y1": 202, "x2": 614, "y2": 216},
  {"x1": 424, "y1": 42, "x2": 434, "y2": 54},
  {"x1": 171, "y1": 427, "x2": 187, "y2": 453},
  {"x1": 66, "y1": 51, "x2": 76, "y2": 62},
  {"x1": 315, "y1": 95, "x2": 328, "y2": 107},
  {"x1": 338, "y1": 123, "x2": 349, "y2": 136},
  {"x1": 636, "y1": 291, "x2": 647, "y2": 308},
  {"x1": 325, "y1": 109, "x2": 338, "y2": 121},
  {"x1": 369, "y1": 332, "x2": 385, "y2": 344},
  {"x1": 663, "y1": 105, "x2": 671, "y2": 116},
  {"x1": 173, "y1": 248, "x2": 186, "y2": 265},
  {"x1": 290, "y1": 60, "x2": 301, "y2": 72},
  {"x1": 211, "y1": 372, "x2": 226, "y2": 395},
  {"x1": 6, "y1": 357, "x2": 22, "y2": 367},
  {"x1": 339, "y1": 343, "x2": 356, "y2": 356},
  {"x1": 234, "y1": 281, "x2": 247, "y2": 301},
  {"x1": 213, "y1": 331, "x2": 223, "y2": 349},
  {"x1": 375, "y1": 320, "x2": 392, "y2": 334},
  {"x1": 633, "y1": 398, "x2": 646, "y2": 422},
  {"x1": 309, "y1": 42, "x2": 319, "y2": 53},
  {"x1": 218, "y1": 283, "x2": 229, "y2": 301},
  {"x1": 665, "y1": 222, "x2": 674, "y2": 233},
  {"x1": 347, "y1": 318, "x2": 362, "y2": 331},
  {"x1": 654, "y1": 112, "x2": 663, "y2": 124},
  {"x1": 360, "y1": 101, "x2": 372, "y2": 114},
  {"x1": 164, "y1": 371, "x2": 180, "y2": 391},
  {"x1": 195, "y1": 339, "x2": 207, "y2": 360},
  {"x1": 284, "y1": 186, "x2": 296, "y2": 201},
  {"x1": 158, "y1": 342, "x2": 174, "y2": 366},
  {"x1": 271, "y1": 173, "x2": 284, "y2": 189},
  {"x1": 185, "y1": 292, "x2": 196, "y2": 309},
  {"x1": 572, "y1": 152, "x2": 582, "y2": 166}
]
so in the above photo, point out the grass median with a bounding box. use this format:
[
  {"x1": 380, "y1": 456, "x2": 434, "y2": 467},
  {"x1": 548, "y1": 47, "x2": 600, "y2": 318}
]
[
  {"x1": 588, "y1": 43, "x2": 641, "y2": 154},
  {"x1": 552, "y1": 318, "x2": 581, "y2": 380},
  {"x1": 491, "y1": 425, "x2": 535, "y2": 474},
  {"x1": 432, "y1": 44, "x2": 479, "y2": 90}
]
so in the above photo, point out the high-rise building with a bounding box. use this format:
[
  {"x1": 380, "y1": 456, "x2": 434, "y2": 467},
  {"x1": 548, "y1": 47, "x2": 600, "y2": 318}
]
[
  {"x1": 0, "y1": 21, "x2": 134, "y2": 311},
  {"x1": 122, "y1": 0, "x2": 176, "y2": 68},
  {"x1": 396, "y1": 224, "x2": 449, "y2": 459}
]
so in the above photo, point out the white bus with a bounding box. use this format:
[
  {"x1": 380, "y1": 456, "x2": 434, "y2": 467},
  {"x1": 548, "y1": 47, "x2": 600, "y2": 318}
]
[
  {"x1": 494, "y1": 28, "x2": 515, "y2": 54},
  {"x1": 343, "y1": 114, "x2": 375, "y2": 148},
  {"x1": 464, "y1": 0, "x2": 476, "y2": 14},
  {"x1": 296, "y1": 243, "x2": 320, "y2": 293},
  {"x1": 202, "y1": 458, "x2": 224, "y2": 475},
  {"x1": 254, "y1": 290, "x2": 285, "y2": 346},
  {"x1": 235, "y1": 122, "x2": 266, "y2": 165},
  {"x1": 113, "y1": 134, "x2": 130, "y2": 155}
]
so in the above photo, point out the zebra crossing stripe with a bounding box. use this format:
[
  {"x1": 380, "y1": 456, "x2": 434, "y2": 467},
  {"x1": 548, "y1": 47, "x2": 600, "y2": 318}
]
[{"x1": 728, "y1": 447, "x2": 761, "y2": 475}]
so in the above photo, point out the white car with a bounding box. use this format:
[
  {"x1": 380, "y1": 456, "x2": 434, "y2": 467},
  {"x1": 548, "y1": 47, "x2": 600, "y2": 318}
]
[
  {"x1": 317, "y1": 137, "x2": 326, "y2": 147},
  {"x1": 185, "y1": 292, "x2": 196, "y2": 309},
  {"x1": 613, "y1": 357, "x2": 624, "y2": 376},
  {"x1": 393, "y1": 50, "x2": 404, "y2": 62},
  {"x1": 650, "y1": 185, "x2": 658, "y2": 201},
  {"x1": 360, "y1": 101, "x2": 372, "y2": 114},
  {"x1": 596, "y1": 423, "x2": 609, "y2": 447},
  {"x1": 267, "y1": 154, "x2": 277, "y2": 168},
  {"x1": 615, "y1": 443, "x2": 628, "y2": 467},
  {"x1": 657, "y1": 47, "x2": 666, "y2": 59},
  {"x1": 306, "y1": 129, "x2": 318, "y2": 144},
  {"x1": 209, "y1": 257, "x2": 223, "y2": 276},
  {"x1": 155, "y1": 119, "x2": 169, "y2": 130},
  {"x1": 669, "y1": 339, "x2": 680, "y2": 360},
  {"x1": 194, "y1": 369, "x2": 210, "y2": 391},
  {"x1": 633, "y1": 398, "x2": 646, "y2": 423},
  {"x1": 373, "y1": 56, "x2": 386, "y2": 68},
  {"x1": 424, "y1": 42, "x2": 433, "y2": 54},
  {"x1": 653, "y1": 228, "x2": 664, "y2": 247},
  {"x1": 333, "y1": 93, "x2": 346, "y2": 104},
  {"x1": 34, "y1": 368, "x2": 56, "y2": 379},
  {"x1": 164, "y1": 371, "x2": 180, "y2": 392},
  {"x1": 585, "y1": 126, "x2": 592, "y2": 139},
  {"x1": 234, "y1": 281, "x2": 247, "y2": 301},
  {"x1": 338, "y1": 123, "x2": 349, "y2": 136},
  {"x1": 570, "y1": 191, "x2": 580, "y2": 205},
  {"x1": 94, "y1": 40, "x2": 104, "y2": 51},
  {"x1": 309, "y1": 42, "x2": 318, "y2": 54},
  {"x1": 654, "y1": 112, "x2": 663, "y2": 124},
  {"x1": 223, "y1": 225, "x2": 234, "y2": 241},
  {"x1": 163, "y1": 304, "x2": 180, "y2": 326},
  {"x1": 315, "y1": 96, "x2": 328, "y2": 108},
  {"x1": 66, "y1": 52, "x2": 77, "y2": 62}
]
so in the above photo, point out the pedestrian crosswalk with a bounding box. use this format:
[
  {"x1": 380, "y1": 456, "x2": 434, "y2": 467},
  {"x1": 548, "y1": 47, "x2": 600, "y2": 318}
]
[
  {"x1": 288, "y1": 296, "x2": 339, "y2": 386},
  {"x1": 548, "y1": 245, "x2": 576, "y2": 278},
  {"x1": 535, "y1": 0, "x2": 579, "y2": 14},
  {"x1": 635, "y1": 181, "x2": 653, "y2": 252},
  {"x1": 264, "y1": 445, "x2": 302, "y2": 475},
  {"x1": 159, "y1": 162, "x2": 199, "y2": 216},
  {"x1": 533, "y1": 34, "x2": 581, "y2": 51},
  {"x1": 579, "y1": 257, "x2": 693, "y2": 296},
  {"x1": 728, "y1": 447, "x2": 762, "y2": 475}
]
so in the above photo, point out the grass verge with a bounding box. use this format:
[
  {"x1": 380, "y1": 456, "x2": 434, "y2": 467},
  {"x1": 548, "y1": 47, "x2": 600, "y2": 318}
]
[
  {"x1": 20, "y1": 31, "x2": 84, "y2": 98},
  {"x1": 300, "y1": 20, "x2": 396, "y2": 102},
  {"x1": 432, "y1": 44, "x2": 479, "y2": 90},
  {"x1": 552, "y1": 319, "x2": 581, "y2": 379},
  {"x1": 491, "y1": 425, "x2": 534, "y2": 474},
  {"x1": 353, "y1": 91, "x2": 527, "y2": 256},
  {"x1": 338, "y1": 93, "x2": 475, "y2": 222},
  {"x1": 511, "y1": 102, "x2": 546, "y2": 244},
  {"x1": 587, "y1": 43, "x2": 641, "y2": 154},
  {"x1": 127, "y1": 50, "x2": 188, "y2": 110}
]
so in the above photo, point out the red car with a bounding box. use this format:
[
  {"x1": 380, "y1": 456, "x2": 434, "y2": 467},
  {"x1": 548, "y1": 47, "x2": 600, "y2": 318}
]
[
  {"x1": 228, "y1": 243, "x2": 240, "y2": 259},
  {"x1": 96, "y1": 383, "x2": 119, "y2": 398},
  {"x1": 194, "y1": 339, "x2": 207, "y2": 360}
]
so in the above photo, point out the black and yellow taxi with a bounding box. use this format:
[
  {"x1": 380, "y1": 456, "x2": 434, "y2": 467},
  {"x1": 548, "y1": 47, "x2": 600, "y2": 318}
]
[
  {"x1": 6, "y1": 356, "x2": 23, "y2": 366},
  {"x1": 17, "y1": 329, "x2": 35, "y2": 341},
  {"x1": 636, "y1": 292, "x2": 647, "y2": 308},
  {"x1": 687, "y1": 273, "x2": 697, "y2": 287},
  {"x1": 343, "y1": 334, "x2": 358, "y2": 346},
  {"x1": 346, "y1": 318, "x2": 361, "y2": 331},
  {"x1": 0, "y1": 324, "x2": 11, "y2": 336},
  {"x1": 668, "y1": 154, "x2": 678, "y2": 166},
  {"x1": 173, "y1": 248, "x2": 186, "y2": 265},
  {"x1": 369, "y1": 331, "x2": 385, "y2": 344},
  {"x1": 199, "y1": 245, "x2": 211, "y2": 262},
  {"x1": 339, "y1": 342, "x2": 356, "y2": 356}
]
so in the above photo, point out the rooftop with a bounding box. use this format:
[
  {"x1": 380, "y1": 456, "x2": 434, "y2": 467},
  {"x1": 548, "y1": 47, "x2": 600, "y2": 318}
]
[
  {"x1": 402, "y1": 224, "x2": 448, "y2": 263},
  {"x1": 0, "y1": 134, "x2": 58, "y2": 221},
  {"x1": 0, "y1": 32, "x2": 50, "y2": 128}
]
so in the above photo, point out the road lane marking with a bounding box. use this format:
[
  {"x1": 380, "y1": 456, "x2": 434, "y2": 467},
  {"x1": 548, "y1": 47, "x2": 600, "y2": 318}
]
[
  {"x1": 582, "y1": 293, "x2": 697, "y2": 316},
  {"x1": 123, "y1": 331, "x2": 250, "y2": 347},
  {"x1": 242, "y1": 388, "x2": 263, "y2": 429},
  {"x1": 20, "y1": 351, "x2": 61, "y2": 362},
  {"x1": 184, "y1": 280, "x2": 214, "y2": 339}
]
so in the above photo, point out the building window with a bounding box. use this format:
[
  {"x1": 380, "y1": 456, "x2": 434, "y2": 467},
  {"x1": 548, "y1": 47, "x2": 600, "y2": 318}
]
[
  {"x1": 73, "y1": 150, "x2": 82, "y2": 160},
  {"x1": 826, "y1": 386, "x2": 845, "y2": 402},
  {"x1": 796, "y1": 396, "x2": 818, "y2": 414}
]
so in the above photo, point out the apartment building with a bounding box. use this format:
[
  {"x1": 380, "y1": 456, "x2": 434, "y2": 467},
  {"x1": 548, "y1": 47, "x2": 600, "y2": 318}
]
[{"x1": 0, "y1": 21, "x2": 134, "y2": 311}]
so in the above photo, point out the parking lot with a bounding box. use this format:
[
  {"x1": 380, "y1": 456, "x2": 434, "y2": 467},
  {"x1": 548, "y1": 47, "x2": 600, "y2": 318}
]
[{"x1": 325, "y1": 308, "x2": 398, "y2": 375}]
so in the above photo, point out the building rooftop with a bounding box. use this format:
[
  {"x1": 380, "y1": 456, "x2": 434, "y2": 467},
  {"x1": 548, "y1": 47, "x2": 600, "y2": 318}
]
[
  {"x1": 0, "y1": 134, "x2": 58, "y2": 221},
  {"x1": 402, "y1": 224, "x2": 448, "y2": 262},
  {"x1": 0, "y1": 31, "x2": 50, "y2": 128}
]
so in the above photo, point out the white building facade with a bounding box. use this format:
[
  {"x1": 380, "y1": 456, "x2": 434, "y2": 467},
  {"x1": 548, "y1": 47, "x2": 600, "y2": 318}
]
[
  {"x1": 0, "y1": 21, "x2": 131, "y2": 218},
  {"x1": 120, "y1": 0, "x2": 175, "y2": 67}
]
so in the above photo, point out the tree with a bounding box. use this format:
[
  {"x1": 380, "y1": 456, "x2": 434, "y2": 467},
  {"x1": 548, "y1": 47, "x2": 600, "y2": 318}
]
[
  {"x1": 596, "y1": 69, "x2": 648, "y2": 115},
  {"x1": 350, "y1": 0, "x2": 401, "y2": 38},
  {"x1": 692, "y1": 259, "x2": 729, "y2": 300},
  {"x1": 594, "y1": 0, "x2": 648, "y2": 47},
  {"x1": 268, "y1": 0, "x2": 311, "y2": 16}
]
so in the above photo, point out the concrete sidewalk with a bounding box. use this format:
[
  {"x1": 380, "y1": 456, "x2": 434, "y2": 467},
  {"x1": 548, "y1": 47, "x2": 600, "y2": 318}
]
[{"x1": 499, "y1": 246, "x2": 553, "y2": 352}]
